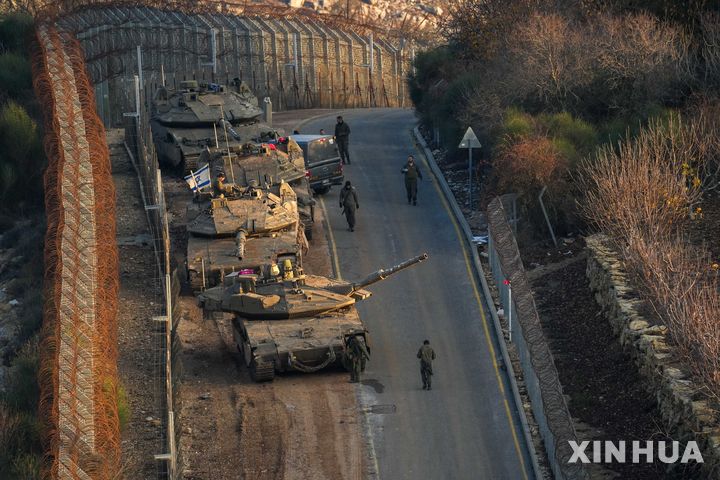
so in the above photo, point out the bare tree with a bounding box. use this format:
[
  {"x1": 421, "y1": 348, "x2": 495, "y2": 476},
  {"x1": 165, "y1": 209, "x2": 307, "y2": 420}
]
[
  {"x1": 593, "y1": 13, "x2": 693, "y2": 111},
  {"x1": 508, "y1": 13, "x2": 596, "y2": 110}
]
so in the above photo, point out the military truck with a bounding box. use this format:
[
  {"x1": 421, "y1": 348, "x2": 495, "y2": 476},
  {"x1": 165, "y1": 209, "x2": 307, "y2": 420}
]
[
  {"x1": 185, "y1": 182, "x2": 306, "y2": 290},
  {"x1": 198, "y1": 254, "x2": 428, "y2": 381},
  {"x1": 151, "y1": 80, "x2": 272, "y2": 171}
]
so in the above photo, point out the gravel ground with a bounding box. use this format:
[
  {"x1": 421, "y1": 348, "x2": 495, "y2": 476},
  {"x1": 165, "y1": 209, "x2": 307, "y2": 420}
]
[{"x1": 110, "y1": 129, "x2": 167, "y2": 479}]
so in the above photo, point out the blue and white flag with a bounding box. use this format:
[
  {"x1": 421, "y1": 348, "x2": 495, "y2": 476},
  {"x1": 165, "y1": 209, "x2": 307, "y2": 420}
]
[{"x1": 184, "y1": 163, "x2": 211, "y2": 192}]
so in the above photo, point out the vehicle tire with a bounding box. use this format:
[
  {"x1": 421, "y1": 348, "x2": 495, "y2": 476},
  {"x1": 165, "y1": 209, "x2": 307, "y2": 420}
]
[
  {"x1": 313, "y1": 186, "x2": 330, "y2": 195},
  {"x1": 250, "y1": 359, "x2": 275, "y2": 382}
]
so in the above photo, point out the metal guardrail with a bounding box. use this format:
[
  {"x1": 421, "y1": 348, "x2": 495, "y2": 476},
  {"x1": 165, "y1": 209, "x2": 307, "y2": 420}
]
[
  {"x1": 486, "y1": 198, "x2": 588, "y2": 480},
  {"x1": 412, "y1": 127, "x2": 543, "y2": 480}
]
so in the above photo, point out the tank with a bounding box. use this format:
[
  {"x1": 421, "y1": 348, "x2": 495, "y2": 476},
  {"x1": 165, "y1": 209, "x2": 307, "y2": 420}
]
[
  {"x1": 151, "y1": 79, "x2": 272, "y2": 170},
  {"x1": 197, "y1": 254, "x2": 429, "y2": 381},
  {"x1": 185, "y1": 181, "x2": 305, "y2": 290},
  {"x1": 197, "y1": 141, "x2": 316, "y2": 239}
]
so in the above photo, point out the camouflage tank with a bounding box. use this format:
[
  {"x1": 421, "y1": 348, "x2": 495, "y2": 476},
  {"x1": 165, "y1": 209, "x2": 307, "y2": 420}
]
[
  {"x1": 186, "y1": 181, "x2": 306, "y2": 290},
  {"x1": 151, "y1": 79, "x2": 273, "y2": 171},
  {"x1": 198, "y1": 254, "x2": 428, "y2": 381},
  {"x1": 197, "y1": 142, "x2": 316, "y2": 239}
]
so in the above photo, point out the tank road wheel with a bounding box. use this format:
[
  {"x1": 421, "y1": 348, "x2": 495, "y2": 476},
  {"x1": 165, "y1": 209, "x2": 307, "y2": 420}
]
[{"x1": 250, "y1": 359, "x2": 275, "y2": 382}]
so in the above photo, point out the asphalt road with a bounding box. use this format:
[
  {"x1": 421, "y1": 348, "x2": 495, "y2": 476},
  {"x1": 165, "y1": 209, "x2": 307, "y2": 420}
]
[{"x1": 300, "y1": 109, "x2": 533, "y2": 480}]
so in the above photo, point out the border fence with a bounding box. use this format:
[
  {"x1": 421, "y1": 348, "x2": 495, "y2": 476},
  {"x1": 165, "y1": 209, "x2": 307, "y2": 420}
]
[
  {"x1": 486, "y1": 197, "x2": 588, "y2": 480},
  {"x1": 57, "y1": 5, "x2": 412, "y2": 126},
  {"x1": 122, "y1": 73, "x2": 183, "y2": 478}
]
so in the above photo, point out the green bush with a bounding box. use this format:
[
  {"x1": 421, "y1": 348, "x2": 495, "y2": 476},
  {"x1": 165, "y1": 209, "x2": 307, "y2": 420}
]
[
  {"x1": 0, "y1": 54, "x2": 32, "y2": 97},
  {"x1": 538, "y1": 112, "x2": 599, "y2": 156},
  {"x1": 500, "y1": 108, "x2": 534, "y2": 140},
  {"x1": 11, "y1": 452, "x2": 41, "y2": 480},
  {"x1": 117, "y1": 383, "x2": 130, "y2": 431},
  {"x1": 1, "y1": 339, "x2": 39, "y2": 414},
  {"x1": 0, "y1": 101, "x2": 44, "y2": 210},
  {"x1": 0, "y1": 13, "x2": 34, "y2": 54}
]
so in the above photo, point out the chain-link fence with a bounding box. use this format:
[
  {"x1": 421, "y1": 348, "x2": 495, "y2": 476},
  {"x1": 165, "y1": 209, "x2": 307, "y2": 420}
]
[
  {"x1": 122, "y1": 73, "x2": 183, "y2": 479},
  {"x1": 486, "y1": 197, "x2": 588, "y2": 480}
]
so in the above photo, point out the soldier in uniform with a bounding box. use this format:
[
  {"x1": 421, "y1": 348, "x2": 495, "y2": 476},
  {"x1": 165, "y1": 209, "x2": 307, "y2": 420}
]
[
  {"x1": 334, "y1": 116, "x2": 351, "y2": 164},
  {"x1": 339, "y1": 181, "x2": 359, "y2": 232},
  {"x1": 401, "y1": 155, "x2": 423, "y2": 205},
  {"x1": 212, "y1": 172, "x2": 240, "y2": 197},
  {"x1": 417, "y1": 339, "x2": 435, "y2": 390},
  {"x1": 346, "y1": 335, "x2": 370, "y2": 383}
]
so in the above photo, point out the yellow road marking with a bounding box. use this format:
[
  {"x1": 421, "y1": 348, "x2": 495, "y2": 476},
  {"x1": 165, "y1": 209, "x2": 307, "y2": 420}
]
[
  {"x1": 318, "y1": 196, "x2": 342, "y2": 280},
  {"x1": 414, "y1": 141, "x2": 530, "y2": 480}
]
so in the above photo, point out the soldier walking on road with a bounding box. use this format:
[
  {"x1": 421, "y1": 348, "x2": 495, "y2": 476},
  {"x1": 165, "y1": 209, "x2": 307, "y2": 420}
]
[
  {"x1": 401, "y1": 155, "x2": 423, "y2": 205},
  {"x1": 339, "y1": 181, "x2": 359, "y2": 232},
  {"x1": 417, "y1": 339, "x2": 435, "y2": 390},
  {"x1": 334, "y1": 116, "x2": 351, "y2": 164},
  {"x1": 346, "y1": 335, "x2": 370, "y2": 383}
]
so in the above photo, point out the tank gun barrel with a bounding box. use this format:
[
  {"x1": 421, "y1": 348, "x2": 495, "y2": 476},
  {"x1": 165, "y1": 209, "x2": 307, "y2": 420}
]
[{"x1": 351, "y1": 253, "x2": 428, "y2": 291}]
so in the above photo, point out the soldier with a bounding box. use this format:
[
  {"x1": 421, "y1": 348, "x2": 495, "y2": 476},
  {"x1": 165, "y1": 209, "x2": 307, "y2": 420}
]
[
  {"x1": 334, "y1": 115, "x2": 351, "y2": 164},
  {"x1": 401, "y1": 155, "x2": 423, "y2": 205},
  {"x1": 346, "y1": 335, "x2": 370, "y2": 383},
  {"x1": 212, "y1": 172, "x2": 240, "y2": 197},
  {"x1": 339, "y1": 181, "x2": 359, "y2": 232},
  {"x1": 212, "y1": 172, "x2": 228, "y2": 197},
  {"x1": 417, "y1": 339, "x2": 435, "y2": 390}
]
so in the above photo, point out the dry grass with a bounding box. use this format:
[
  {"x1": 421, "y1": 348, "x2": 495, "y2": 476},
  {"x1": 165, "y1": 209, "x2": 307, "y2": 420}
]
[{"x1": 579, "y1": 114, "x2": 720, "y2": 400}]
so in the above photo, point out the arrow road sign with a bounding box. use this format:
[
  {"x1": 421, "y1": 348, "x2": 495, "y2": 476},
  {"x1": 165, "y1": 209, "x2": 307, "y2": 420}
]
[{"x1": 458, "y1": 127, "x2": 481, "y2": 149}]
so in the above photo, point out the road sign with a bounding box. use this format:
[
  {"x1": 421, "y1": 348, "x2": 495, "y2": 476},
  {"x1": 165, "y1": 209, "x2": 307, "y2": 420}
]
[
  {"x1": 458, "y1": 127, "x2": 481, "y2": 149},
  {"x1": 458, "y1": 127, "x2": 481, "y2": 208}
]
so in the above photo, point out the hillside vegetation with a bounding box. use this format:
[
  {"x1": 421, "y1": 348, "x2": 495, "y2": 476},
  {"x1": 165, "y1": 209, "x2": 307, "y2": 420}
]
[{"x1": 411, "y1": 0, "x2": 720, "y2": 399}]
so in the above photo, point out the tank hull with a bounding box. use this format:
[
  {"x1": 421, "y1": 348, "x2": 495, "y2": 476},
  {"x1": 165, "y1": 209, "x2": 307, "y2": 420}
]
[
  {"x1": 187, "y1": 230, "x2": 301, "y2": 290},
  {"x1": 231, "y1": 307, "x2": 368, "y2": 382}
]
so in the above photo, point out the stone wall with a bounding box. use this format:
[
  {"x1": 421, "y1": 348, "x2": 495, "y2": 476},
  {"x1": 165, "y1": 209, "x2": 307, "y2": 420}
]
[{"x1": 586, "y1": 234, "x2": 720, "y2": 476}]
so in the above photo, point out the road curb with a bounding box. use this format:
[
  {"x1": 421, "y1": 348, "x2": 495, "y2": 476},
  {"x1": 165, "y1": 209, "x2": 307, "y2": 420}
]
[{"x1": 412, "y1": 126, "x2": 542, "y2": 480}]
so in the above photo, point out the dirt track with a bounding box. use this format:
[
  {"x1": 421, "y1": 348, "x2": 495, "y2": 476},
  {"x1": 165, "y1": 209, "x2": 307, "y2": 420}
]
[{"x1": 169, "y1": 175, "x2": 366, "y2": 479}]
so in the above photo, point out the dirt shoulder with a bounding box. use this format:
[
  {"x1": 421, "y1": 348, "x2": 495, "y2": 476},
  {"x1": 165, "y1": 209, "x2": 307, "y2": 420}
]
[
  {"x1": 110, "y1": 129, "x2": 166, "y2": 479},
  {"x1": 165, "y1": 139, "x2": 365, "y2": 478}
]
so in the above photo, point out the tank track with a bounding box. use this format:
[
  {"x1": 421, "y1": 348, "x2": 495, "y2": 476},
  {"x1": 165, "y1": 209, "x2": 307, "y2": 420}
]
[{"x1": 250, "y1": 359, "x2": 275, "y2": 382}]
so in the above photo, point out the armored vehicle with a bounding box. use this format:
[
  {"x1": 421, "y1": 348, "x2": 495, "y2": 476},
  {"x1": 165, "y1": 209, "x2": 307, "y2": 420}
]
[
  {"x1": 197, "y1": 142, "x2": 316, "y2": 239},
  {"x1": 198, "y1": 254, "x2": 428, "y2": 381},
  {"x1": 151, "y1": 80, "x2": 270, "y2": 170},
  {"x1": 186, "y1": 182, "x2": 305, "y2": 290}
]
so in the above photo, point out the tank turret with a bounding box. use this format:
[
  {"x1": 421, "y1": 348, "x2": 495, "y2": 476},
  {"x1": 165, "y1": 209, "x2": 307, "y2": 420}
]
[
  {"x1": 186, "y1": 181, "x2": 298, "y2": 238},
  {"x1": 197, "y1": 253, "x2": 429, "y2": 320},
  {"x1": 150, "y1": 81, "x2": 267, "y2": 170}
]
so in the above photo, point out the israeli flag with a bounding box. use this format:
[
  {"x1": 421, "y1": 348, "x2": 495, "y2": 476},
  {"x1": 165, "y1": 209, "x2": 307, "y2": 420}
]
[{"x1": 184, "y1": 163, "x2": 211, "y2": 192}]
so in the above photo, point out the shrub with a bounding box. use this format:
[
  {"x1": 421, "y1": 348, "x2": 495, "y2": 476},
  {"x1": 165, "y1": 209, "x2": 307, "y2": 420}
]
[
  {"x1": 0, "y1": 13, "x2": 34, "y2": 54},
  {"x1": 118, "y1": 385, "x2": 130, "y2": 431},
  {"x1": 1, "y1": 339, "x2": 39, "y2": 414},
  {"x1": 0, "y1": 54, "x2": 32, "y2": 97},
  {"x1": 494, "y1": 135, "x2": 568, "y2": 198},
  {"x1": 538, "y1": 112, "x2": 598, "y2": 156},
  {"x1": 500, "y1": 108, "x2": 533, "y2": 140},
  {"x1": 0, "y1": 101, "x2": 44, "y2": 210},
  {"x1": 11, "y1": 452, "x2": 41, "y2": 480}
]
